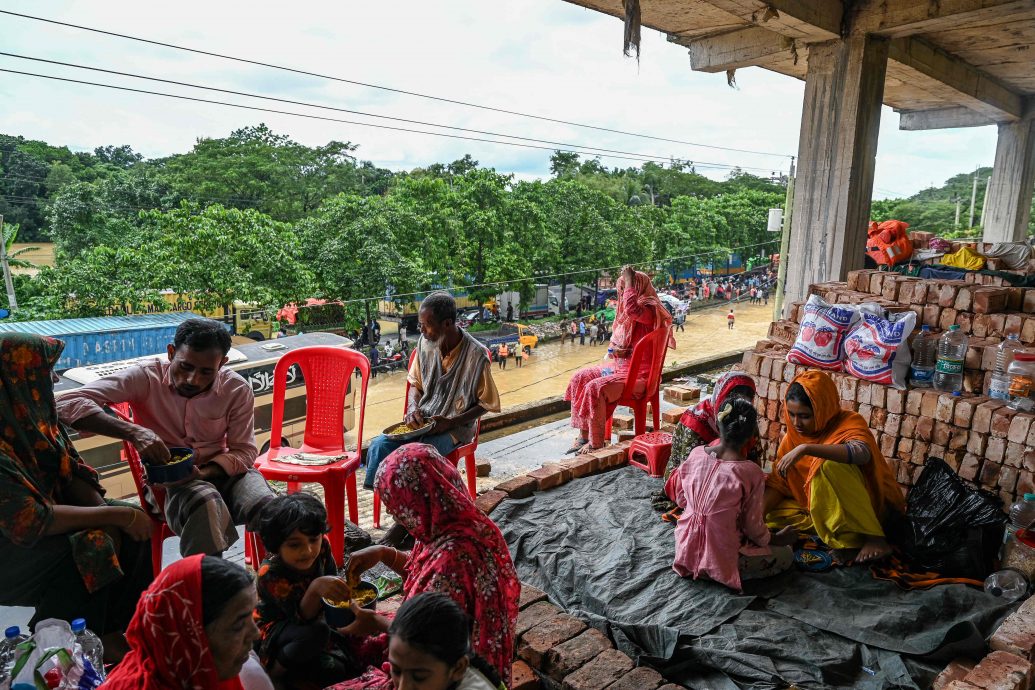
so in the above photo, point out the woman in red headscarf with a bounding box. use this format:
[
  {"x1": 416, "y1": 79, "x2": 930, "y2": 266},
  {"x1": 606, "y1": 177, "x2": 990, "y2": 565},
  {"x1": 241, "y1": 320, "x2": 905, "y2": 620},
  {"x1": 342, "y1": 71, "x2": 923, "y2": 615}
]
[
  {"x1": 103, "y1": 555, "x2": 264, "y2": 690},
  {"x1": 564, "y1": 265, "x2": 674, "y2": 453},
  {"x1": 329, "y1": 444, "x2": 520, "y2": 689}
]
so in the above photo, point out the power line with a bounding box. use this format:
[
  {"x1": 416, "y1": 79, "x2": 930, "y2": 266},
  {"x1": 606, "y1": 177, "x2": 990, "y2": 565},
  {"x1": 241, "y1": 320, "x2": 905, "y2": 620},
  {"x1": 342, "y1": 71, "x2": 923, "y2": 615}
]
[
  {"x1": 0, "y1": 52, "x2": 783, "y2": 174},
  {"x1": 0, "y1": 67, "x2": 786, "y2": 172},
  {"x1": 0, "y1": 9, "x2": 793, "y2": 160}
]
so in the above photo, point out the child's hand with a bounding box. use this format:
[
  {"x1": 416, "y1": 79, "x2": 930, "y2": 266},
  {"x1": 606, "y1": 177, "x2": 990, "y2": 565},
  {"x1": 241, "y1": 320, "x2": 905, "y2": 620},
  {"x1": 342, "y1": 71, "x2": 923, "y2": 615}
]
[
  {"x1": 338, "y1": 604, "x2": 390, "y2": 637},
  {"x1": 770, "y1": 525, "x2": 798, "y2": 546},
  {"x1": 312, "y1": 575, "x2": 351, "y2": 602}
]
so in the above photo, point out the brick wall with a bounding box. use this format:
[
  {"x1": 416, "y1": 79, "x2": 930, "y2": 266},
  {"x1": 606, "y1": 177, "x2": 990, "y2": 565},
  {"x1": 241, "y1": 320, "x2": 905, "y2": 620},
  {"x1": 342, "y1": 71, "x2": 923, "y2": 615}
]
[{"x1": 743, "y1": 269, "x2": 1035, "y2": 504}]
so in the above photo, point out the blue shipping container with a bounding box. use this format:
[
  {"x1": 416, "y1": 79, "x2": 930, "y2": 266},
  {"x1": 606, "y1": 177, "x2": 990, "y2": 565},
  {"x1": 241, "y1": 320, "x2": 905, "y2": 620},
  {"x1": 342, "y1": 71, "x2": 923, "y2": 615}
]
[{"x1": 0, "y1": 312, "x2": 219, "y2": 369}]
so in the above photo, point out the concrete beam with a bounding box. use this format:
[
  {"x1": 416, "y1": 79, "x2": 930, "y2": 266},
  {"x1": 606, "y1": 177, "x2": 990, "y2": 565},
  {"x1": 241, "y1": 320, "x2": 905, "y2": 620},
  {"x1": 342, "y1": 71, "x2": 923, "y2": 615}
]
[
  {"x1": 678, "y1": 26, "x2": 794, "y2": 72},
  {"x1": 897, "y1": 106, "x2": 997, "y2": 130},
  {"x1": 699, "y1": 0, "x2": 842, "y2": 40},
  {"x1": 887, "y1": 36, "x2": 1024, "y2": 121},
  {"x1": 983, "y1": 118, "x2": 1035, "y2": 243},
  {"x1": 784, "y1": 36, "x2": 889, "y2": 306},
  {"x1": 866, "y1": 0, "x2": 1035, "y2": 38}
]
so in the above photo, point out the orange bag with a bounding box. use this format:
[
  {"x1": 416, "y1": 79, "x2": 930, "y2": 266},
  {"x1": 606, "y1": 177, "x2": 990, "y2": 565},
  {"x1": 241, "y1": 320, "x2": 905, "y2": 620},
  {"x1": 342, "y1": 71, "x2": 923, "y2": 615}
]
[{"x1": 866, "y1": 220, "x2": 913, "y2": 267}]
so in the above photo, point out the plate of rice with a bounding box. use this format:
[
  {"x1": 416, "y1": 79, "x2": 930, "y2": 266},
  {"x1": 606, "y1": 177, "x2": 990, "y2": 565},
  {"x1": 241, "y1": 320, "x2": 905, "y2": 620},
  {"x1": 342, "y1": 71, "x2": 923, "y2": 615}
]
[{"x1": 382, "y1": 420, "x2": 434, "y2": 441}]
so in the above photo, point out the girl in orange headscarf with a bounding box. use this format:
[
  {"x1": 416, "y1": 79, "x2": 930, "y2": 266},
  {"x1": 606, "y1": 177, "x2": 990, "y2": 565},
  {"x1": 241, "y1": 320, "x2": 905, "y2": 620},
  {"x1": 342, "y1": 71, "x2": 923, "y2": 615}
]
[
  {"x1": 564, "y1": 265, "x2": 674, "y2": 453},
  {"x1": 765, "y1": 371, "x2": 904, "y2": 563}
]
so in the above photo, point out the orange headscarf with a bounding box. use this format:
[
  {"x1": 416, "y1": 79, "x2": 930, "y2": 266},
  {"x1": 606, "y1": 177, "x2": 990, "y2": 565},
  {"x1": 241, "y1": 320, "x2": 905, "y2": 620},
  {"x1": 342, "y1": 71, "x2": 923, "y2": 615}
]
[{"x1": 769, "y1": 370, "x2": 903, "y2": 515}]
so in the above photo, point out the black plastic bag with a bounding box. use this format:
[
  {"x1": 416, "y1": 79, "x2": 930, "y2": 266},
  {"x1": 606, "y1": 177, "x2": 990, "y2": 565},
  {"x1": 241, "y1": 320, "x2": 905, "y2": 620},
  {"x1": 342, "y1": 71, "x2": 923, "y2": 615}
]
[{"x1": 895, "y1": 457, "x2": 1006, "y2": 579}]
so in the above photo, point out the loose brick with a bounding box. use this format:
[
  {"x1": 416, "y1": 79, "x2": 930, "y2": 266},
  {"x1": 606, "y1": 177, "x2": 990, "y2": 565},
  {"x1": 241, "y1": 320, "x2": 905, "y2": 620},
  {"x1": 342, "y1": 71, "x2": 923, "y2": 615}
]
[
  {"x1": 476, "y1": 458, "x2": 492, "y2": 477},
  {"x1": 954, "y1": 287, "x2": 975, "y2": 313},
  {"x1": 924, "y1": 304, "x2": 943, "y2": 328},
  {"x1": 1019, "y1": 470, "x2": 1035, "y2": 497},
  {"x1": 517, "y1": 601, "x2": 562, "y2": 635},
  {"x1": 593, "y1": 446, "x2": 628, "y2": 470},
  {"x1": 1023, "y1": 318, "x2": 1035, "y2": 345},
  {"x1": 968, "y1": 431, "x2": 989, "y2": 456},
  {"x1": 518, "y1": 583, "x2": 548, "y2": 609},
  {"x1": 511, "y1": 660, "x2": 539, "y2": 690},
  {"x1": 880, "y1": 433, "x2": 897, "y2": 458},
  {"x1": 936, "y1": 395, "x2": 958, "y2": 423},
  {"x1": 616, "y1": 430, "x2": 635, "y2": 443},
  {"x1": 1007, "y1": 313, "x2": 1027, "y2": 338},
  {"x1": 916, "y1": 417, "x2": 935, "y2": 442},
  {"x1": 939, "y1": 283, "x2": 961, "y2": 308},
  {"x1": 1001, "y1": 465, "x2": 1020, "y2": 493},
  {"x1": 1007, "y1": 443, "x2": 1026, "y2": 469},
  {"x1": 560, "y1": 455, "x2": 599, "y2": 479},
  {"x1": 975, "y1": 401, "x2": 1007, "y2": 434},
  {"x1": 605, "y1": 667, "x2": 666, "y2": 690},
  {"x1": 988, "y1": 437, "x2": 1008, "y2": 464},
  {"x1": 475, "y1": 489, "x2": 508, "y2": 515},
  {"x1": 959, "y1": 454, "x2": 983, "y2": 481},
  {"x1": 887, "y1": 389, "x2": 907, "y2": 415},
  {"x1": 990, "y1": 314, "x2": 1009, "y2": 338},
  {"x1": 901, "y1": 415, "x2": 917, "y2": 439},
  {"x1": 612, "y1": 413, "x2": 634, "y2": 431},
  {"x1": 963, "y1": 650, "x2": 1034, "y2": 689},
  {"x1": 528, "y1": 464, "x2": 573, "y2": 491},
  {"x1": 940, "y1": 309, "x2": 960, "y2": 332},
  {"x1": 662, "y1": 407, "x2": 687, "y2": 424},
  {"x1": 981, "y1": 459, "x2": 1003, "y2": 486},
  {"x1": 885, "y1": 413, "x2": 902, "y2": 437},
  {"x1": 906, "y1": 390, "x2": 924, "y2": 416},
  {"x1": 993, "y1": 408, "x2": 1020, "y2": 439},
  {"x1": 543, "y1": 628, "x2": 612, "y2": 681},
  {"x1": 955, "y1": 398, "x2": 981, "y2": 427},
  {"x1": 933, "y1": 660, "x2": 976, "y2": 690},
  {"x1": 856, "y1": 381, "x2": 872, "y2": 405},
  {"x1": 1024, "y1": 289, "x2": 1035, "y2": 314},
  {"x1": 949, "y1": 429, "x2": 970, "y2": 451},
  {"x1": 496, "y1": 474, "x2": 539, "y2": 499},
  {"x1": 922, "y1": 391, "x2": 942, "y2": 419},
  {"x1": 518, "y1": 613, "x2": 587, "y2": 667},
  {"x1": 933, "y1": 421, "x2": 952, "y2": 447},
  {"x1": 973, "y1": 287, "x2": 1010, "y2": 314},
  {"x1": 872, "y1": 384, "x2": 887, "y2": 409},
  {"x1": 562, "y1": 649, "x2": 635, "y2": 690},
  {"x1": 1009, "y1": 414, "x2": 1035, "y2": 445}
]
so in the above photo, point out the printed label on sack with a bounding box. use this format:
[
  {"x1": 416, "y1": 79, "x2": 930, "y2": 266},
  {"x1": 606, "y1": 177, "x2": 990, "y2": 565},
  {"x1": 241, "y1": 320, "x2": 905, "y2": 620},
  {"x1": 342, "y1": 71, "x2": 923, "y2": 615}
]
[
  {"x1": 787, "y1": 295, "x2": 858, "y2": 370},
  {"x1": 935, "y1": 358, "x2": 963, "y2": 375}
]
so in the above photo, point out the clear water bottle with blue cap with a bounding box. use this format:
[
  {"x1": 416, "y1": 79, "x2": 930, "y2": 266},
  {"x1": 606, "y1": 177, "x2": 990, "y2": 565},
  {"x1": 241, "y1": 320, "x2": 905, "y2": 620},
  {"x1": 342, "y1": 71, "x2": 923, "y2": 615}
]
[
  {"x1": 71, "y1": 618, "x2": 105, "y2": 680},
  {"x1": 984, "y1": 569, "x2": 1029, "y2": 602},
  {"x1": 0, "y1": 625, "x2": 29, "y2": 684},
  {"x1": 601, "y1": 347, "x2": 615, "y2": 376}
]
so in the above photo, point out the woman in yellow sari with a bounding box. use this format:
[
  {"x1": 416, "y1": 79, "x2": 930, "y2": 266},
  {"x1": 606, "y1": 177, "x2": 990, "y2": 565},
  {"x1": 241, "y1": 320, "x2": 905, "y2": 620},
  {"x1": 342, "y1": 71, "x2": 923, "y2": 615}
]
[{"x1": 765, "y1": 371, "x2": 904, "y2": 564}]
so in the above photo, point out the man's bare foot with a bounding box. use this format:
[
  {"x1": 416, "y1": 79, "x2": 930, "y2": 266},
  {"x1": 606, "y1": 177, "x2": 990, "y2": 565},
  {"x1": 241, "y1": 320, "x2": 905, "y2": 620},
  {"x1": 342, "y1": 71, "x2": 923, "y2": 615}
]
[
  {"x1": 855, "y1": 536, "x2": 892, "y2": 564},
  {"x1": 565, "y1": 437, "x2": 589, "y2": 455}
]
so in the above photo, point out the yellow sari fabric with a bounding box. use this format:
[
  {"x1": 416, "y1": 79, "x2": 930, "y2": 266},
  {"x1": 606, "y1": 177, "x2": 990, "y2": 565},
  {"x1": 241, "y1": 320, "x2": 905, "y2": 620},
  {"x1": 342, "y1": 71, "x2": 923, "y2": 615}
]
[{"x1": 767, "y1": 371, "x2": 903, "y2": 548}]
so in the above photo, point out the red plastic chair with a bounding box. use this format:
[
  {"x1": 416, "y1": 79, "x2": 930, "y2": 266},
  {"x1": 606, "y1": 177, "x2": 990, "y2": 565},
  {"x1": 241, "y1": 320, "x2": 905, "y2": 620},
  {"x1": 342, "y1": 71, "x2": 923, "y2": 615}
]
[
  {"x1": 373, "y1": 347, "x2": 482, "y2": 529},
  {"x1": 110, "y1": 404, "x2": 262, "y2": 574},
  {"x1": 628, "y1": 431, "x2": 673, "y2": 477},
  {"x1": 254, "y1": 346, "x2": 370, "y2": 567},
  {"x1": 604, "y1": 326, "x2": 672, "y2": 440}
]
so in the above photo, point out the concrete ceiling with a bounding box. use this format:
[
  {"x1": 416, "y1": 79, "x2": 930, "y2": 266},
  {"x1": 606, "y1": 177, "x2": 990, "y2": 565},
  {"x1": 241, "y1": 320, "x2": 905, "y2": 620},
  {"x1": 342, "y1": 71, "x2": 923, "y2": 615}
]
[{"x1": 563, "y1": 0, "x2": 1035, "y2": 129}]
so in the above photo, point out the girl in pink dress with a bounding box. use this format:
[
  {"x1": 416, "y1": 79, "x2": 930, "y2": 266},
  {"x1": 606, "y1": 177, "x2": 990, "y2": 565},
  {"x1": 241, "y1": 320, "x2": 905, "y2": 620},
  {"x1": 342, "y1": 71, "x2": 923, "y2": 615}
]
[{"x1": 670, "y1": 398, "x2": 796, "y2": 591}]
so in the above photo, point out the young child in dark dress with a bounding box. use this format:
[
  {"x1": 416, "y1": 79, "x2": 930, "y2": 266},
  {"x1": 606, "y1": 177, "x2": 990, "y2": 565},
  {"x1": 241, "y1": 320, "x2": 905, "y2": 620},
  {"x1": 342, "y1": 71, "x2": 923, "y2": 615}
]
[{"x1": 254, "y1": 493, "x2": 359, "y2": 686}]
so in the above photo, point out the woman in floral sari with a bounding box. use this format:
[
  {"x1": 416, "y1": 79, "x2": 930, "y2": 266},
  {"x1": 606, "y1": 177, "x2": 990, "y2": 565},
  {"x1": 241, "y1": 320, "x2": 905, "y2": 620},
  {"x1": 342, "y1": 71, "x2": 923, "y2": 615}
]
[
  {"x1": 564, "y1": 265, "x2": 674, "y2": 453},
  {"x1": 329, "y1": 444, "x2": 520, "y2": 690},
  {"x1": 0, "y1": 333, "x2": 153, "y2": 658}
]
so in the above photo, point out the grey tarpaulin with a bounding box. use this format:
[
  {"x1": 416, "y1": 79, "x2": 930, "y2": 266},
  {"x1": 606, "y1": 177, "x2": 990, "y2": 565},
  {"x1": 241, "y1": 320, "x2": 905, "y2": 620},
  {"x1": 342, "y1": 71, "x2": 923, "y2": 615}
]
[{"x1": 493, "y1": 467, "x2": 1017, "y2": 689}]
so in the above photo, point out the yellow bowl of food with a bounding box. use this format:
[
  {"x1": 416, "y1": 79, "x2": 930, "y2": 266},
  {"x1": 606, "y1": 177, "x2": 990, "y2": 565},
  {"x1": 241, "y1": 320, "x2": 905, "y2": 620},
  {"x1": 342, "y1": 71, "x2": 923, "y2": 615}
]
[
  {"x1": 382, "y1": 420, "x2": 434, "y2": 442},
  {"x1": 323, "y1": 581, "x2": 379, "y2": 627}
]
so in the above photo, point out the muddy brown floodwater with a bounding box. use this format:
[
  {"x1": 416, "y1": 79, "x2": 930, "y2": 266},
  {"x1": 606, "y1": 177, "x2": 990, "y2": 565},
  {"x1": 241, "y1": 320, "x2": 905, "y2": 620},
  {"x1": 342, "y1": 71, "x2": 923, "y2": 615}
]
[{"x1": 356, "y1": 301, "x2": 774, "y2": 442}]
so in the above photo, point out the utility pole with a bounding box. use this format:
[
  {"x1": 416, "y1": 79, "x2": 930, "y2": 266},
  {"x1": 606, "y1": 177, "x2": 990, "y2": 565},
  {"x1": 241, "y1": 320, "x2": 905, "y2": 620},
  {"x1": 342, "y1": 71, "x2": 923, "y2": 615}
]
[
  {"x1": 952, "y1": 195, "x2": 961, "y2": 228},
  {"x1": 773, "y1": 157, "x2": 796, "y2": 321},
  {"x1": 979, "y1": 175, "x2": 991, "y2": 228},
  {"x1": 0, "y1": 215, "x2": 17, "y2": 311},
  {"x1": 969, "y1": 169, "x2": 979, "y2": 228}
]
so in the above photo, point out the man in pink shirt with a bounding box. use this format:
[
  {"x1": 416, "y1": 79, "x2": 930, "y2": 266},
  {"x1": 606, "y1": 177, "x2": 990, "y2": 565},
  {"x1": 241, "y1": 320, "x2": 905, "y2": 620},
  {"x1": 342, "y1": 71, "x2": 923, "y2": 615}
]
[{"x1": 58, "y1": 318, "x2": 274, "y2": 557}]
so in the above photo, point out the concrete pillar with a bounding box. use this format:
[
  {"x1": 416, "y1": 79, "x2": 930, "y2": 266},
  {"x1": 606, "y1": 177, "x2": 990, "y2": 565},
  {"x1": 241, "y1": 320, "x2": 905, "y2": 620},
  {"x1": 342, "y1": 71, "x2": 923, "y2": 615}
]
[
  {"x1": 983, "y1": 118, "x2": 1035, "y2": 244},
  {"x1": 784, "y1": 35, "x2": 889, "y2": 307}
]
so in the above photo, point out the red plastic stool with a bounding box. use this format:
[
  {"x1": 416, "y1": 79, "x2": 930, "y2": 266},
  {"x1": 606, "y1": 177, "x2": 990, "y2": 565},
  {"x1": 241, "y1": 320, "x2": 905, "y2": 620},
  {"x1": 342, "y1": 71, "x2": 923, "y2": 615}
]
[{"x1": 628, "y1": 431, "x2": 672, "y2": 478}]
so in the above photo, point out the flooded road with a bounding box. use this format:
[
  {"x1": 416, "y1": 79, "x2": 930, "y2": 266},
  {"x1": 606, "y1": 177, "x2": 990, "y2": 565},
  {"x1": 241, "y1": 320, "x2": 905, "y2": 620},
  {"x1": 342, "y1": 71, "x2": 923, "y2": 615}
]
[{"x1": 355, "y1": 301, "x2": 774, "y2": 441}]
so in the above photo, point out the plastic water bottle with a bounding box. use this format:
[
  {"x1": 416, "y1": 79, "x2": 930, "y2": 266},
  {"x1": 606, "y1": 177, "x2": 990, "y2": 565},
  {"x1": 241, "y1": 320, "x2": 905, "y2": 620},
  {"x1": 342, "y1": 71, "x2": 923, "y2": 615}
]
[
  {"x1": 1004, "y1": 494, "x2": 1035, "y2": 547},
  {"x1": 910, "y1": 325, "x2": 937, "y2": 388},
  {"x1": 934, "y1": 325, "x2": 967, "y2": 392},
  {"x1": 0, "y1": 626, "x2": 29, "y2": 684},
  {"x1": 71, "y1": 618, "x2": 105, "y2": 680},
  {"x1": 601, "y1": 348, "x2": 615, "y2": 376},
  {"x1": 990, "y1": 334, "x2": 1023, "y2": 400},
  {"x1": 984, "y1": 569, "x2": 1029, "y2": 601}
]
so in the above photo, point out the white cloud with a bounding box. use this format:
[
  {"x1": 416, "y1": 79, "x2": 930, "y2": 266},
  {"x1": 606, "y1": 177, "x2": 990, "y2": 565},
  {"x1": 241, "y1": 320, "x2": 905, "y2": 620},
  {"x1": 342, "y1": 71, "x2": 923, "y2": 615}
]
[{"x1": 0, "y1": 0, "x2": 999, "y2": 197}]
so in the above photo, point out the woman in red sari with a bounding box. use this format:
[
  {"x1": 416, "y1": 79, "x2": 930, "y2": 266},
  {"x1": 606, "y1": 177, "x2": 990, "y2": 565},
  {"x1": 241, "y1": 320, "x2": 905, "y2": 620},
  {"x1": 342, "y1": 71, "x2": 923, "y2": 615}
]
[
  {"x1": 329, "y1": 444, "x2": 520, "y2": 689},
  {"x1": 104, "y1": 554, "x2": 265, "y2": 690},
  {"x1": 565, "y1": 265, "x2": 674, "y2": 453}
]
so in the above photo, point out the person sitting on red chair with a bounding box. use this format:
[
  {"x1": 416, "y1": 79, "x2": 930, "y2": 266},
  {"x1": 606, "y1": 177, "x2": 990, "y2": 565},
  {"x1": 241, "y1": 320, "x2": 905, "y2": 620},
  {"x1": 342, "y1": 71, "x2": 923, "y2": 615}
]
[
  {"x1": 564, "y1": 265, "x2": 675, "y2": 454},
  {"x1": 58, "y1": 318, "x2": 274, "y2": 557},
  {"x1": 362, "y1": 292, "x2": 500, "y2": 489}
]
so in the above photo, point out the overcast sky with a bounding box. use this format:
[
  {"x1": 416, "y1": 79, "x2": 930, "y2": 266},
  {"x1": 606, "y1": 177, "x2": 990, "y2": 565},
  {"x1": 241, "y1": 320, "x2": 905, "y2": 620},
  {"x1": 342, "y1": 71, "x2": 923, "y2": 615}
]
[{"x1": 0, "y1": 0, "x2": 999, "y2": 199}]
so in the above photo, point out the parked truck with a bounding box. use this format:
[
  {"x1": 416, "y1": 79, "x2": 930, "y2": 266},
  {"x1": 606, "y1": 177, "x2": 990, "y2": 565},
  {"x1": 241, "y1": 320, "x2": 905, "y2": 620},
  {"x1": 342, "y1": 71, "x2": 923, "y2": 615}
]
[{"x1": 0, "y1": 311, "x2": 214, "y2": 370}]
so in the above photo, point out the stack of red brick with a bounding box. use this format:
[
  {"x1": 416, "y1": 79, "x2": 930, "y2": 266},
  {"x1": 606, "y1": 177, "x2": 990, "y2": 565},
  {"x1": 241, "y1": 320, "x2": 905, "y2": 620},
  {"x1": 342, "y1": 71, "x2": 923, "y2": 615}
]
[
  {"x1": 742, "y1": 268, "x2": 1035, "y2": 503},
  {"x1": 933, "y1": 594, "x2": 1035, "y2": 689}
]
